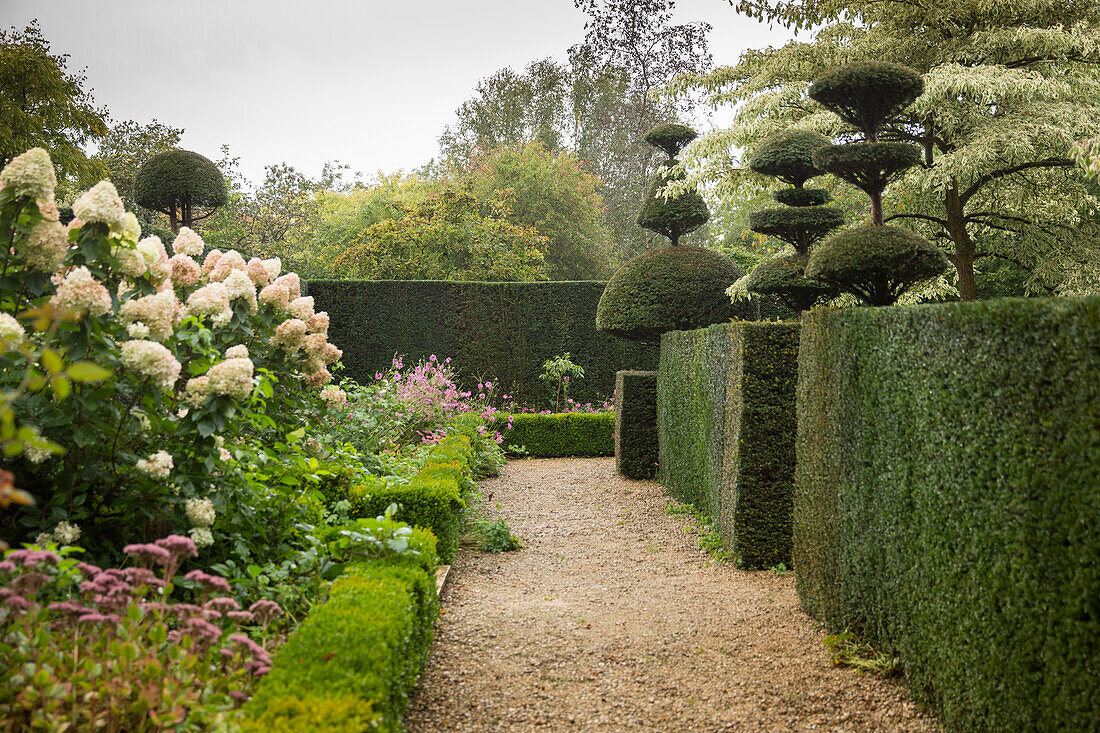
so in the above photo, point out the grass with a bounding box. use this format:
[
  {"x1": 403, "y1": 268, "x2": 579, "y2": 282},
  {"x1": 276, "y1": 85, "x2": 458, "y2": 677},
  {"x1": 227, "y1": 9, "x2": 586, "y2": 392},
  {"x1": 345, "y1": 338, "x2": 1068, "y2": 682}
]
[
  {"x1": 664, "y1": 498, "x2": 733, "y2": 563},
  {"x1": 823, "y1": 631, "x2": 903, "y2": 678}
]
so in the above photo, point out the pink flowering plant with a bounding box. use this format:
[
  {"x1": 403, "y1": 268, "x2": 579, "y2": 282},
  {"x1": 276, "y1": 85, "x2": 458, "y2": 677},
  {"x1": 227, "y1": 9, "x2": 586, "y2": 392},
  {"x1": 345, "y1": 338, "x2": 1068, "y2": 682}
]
[
  {"x1": 0, "y1": 535, "x2": 282, "y2": 730},
  {"x1": 0, "y1": 148, "x2": 351, "y2": 559}
]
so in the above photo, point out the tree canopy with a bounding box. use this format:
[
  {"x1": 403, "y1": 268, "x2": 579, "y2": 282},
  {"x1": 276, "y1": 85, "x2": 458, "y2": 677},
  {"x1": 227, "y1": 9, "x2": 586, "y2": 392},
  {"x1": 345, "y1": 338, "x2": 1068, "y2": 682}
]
[
  {"x1": 134, "y1": 149, "x2": 228, "y2": 233},
  {"x1": 457, "y1": 142, "x2": 613, "y2": 279},
  {"x1": 0, "y1": 21, "x2": 108, "y2": 186},
  {"x1": 677, "y1": 0, "x2": 1100, "y2": 298},
  {"x1": 336, "y1": 187, "x2": 550, "y2": 282}
]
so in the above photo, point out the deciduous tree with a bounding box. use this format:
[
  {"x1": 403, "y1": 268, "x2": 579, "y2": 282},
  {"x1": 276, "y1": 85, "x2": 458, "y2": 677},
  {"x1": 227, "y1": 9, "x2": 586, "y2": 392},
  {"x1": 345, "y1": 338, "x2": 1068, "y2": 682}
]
[{"x1": 676, "y1": 0, "x2": 1100, "y2": 298}]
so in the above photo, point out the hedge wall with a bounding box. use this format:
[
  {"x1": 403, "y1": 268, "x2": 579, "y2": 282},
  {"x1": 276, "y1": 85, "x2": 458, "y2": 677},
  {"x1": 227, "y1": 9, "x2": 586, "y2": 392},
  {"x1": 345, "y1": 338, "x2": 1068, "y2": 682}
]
[
  {"x1": 658, "y1": 322, "x2": 798, "y2": 568},
  {"x1": 795, "y1": 297, "x2": 1100, "y2": 731},
  {"x1": 615, "y1": 371, "x2": 658, "y2": 478},
  {"x1": 306, "y1": 280, "x2": 658, "y2": 406},
  {"x1": 491, "y1": 412, "x2": 614, "y2": 458}
]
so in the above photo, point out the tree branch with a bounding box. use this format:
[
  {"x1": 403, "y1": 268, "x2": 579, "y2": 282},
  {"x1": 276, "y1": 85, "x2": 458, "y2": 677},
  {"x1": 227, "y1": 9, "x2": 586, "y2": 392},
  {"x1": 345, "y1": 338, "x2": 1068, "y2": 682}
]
[
  {"x1": 884, "y1": 212, "x2": 950, "y2": 230},
  {"x1": 960, "y1": 158, "x2": 1075, "y2": 205}
]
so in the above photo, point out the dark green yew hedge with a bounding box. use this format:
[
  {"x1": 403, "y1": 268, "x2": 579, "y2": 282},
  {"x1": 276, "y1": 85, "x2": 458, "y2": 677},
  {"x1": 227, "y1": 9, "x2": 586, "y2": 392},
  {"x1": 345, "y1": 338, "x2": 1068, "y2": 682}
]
[
  {"x1": 658, "y1": 322, "x2": 798, "y2": 568},
  {"x1": 615, "y1": 371, "x2": 658, "y2": 478},
  {"x1": 795, "y1": 297, "x2": 1100, "y2": 731},
  {"x1": 305, "y1": 280, "x2": 657, "y2": 406},
  {"x1": 491, "y1": 412, "x2": 614, "y2": 458}
]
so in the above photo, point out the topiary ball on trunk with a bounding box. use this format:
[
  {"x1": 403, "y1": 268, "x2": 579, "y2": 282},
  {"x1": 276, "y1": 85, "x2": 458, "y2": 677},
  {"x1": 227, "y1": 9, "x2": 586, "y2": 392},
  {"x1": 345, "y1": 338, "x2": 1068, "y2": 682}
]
[
  {"x1": 741, "y1": 251, "x2": 838, "y2": 312},
  {"x1": 636, "y1": 166, "x2": 710, "y2": 246},
  {"x1": 643, "y1": 124, "x2": 699, "y2": 160},
  {"x1": 808, "y1": 62, "x2": 924, "y2": 139},
  {"x1": 596, "y1": 246, "x2": 756, "y2": 341},
  {"x1": 747, "y1": 129, "x2": 833, "y2": 187},
  {"x1": 805, "y1": 224, "x2": 949, "y2": 306}
]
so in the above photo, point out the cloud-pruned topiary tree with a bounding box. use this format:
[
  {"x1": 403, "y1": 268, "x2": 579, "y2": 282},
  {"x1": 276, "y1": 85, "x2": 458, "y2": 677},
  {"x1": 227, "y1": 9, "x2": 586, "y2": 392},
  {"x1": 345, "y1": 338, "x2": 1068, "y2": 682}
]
[
  {"x1": 805, "y1": 62, "x2": 948, "y2": 306},
  {"x1": 597, "y1": 124, "x2": 755, "y2": 341},
  {"x1": 740, "y1": 129, "x2": 844, "y2": 312},
  {"x1": 635, "y1": 124, "x2": 709, "y2": 246},
  {"x1": 134, "y1": 149, "x2": 227, "y2": 234}
]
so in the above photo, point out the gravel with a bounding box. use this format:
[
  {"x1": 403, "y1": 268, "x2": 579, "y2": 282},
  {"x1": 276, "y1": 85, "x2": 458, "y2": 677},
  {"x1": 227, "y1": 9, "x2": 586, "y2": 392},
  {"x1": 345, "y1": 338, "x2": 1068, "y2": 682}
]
[{"x1": 405, "y1": 457, "x2": 938, "y2": 732}]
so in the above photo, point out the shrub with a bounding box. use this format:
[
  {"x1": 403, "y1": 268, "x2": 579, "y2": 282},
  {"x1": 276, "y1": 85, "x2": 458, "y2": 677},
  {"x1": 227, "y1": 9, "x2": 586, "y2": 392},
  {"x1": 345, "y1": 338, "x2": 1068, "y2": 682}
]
[
  {"x1": 636, "y1": 124, "x2": 708, "y2": 246},
  {"x1": 243, "y1": 555, "x2": 439, "y2": 733},
  {"x1": 595, "y1": 246, "x2": 756, "y2": 341},
  {"x1": 615, "y1": 371, "x2": 658, "y2": 479},
  {"x1": 492, "y1": 412, "x2": 614, "y2": 458},
  {"x1": 305, "y1": 280, "x2": 659, "y2": 407},
  {"x1": 658, "y1": 322, "x2": 798, "y2": 568},
  {"x1": 795, "y1": 297, "x2": 1100, "y2": 730}
]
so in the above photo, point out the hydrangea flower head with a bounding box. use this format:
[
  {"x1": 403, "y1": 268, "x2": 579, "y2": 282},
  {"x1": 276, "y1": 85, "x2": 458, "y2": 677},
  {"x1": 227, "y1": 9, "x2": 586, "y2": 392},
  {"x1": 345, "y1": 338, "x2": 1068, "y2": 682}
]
[
  {"x1": 135, "y1": 450, "x2": 174, "y2": 479},
  {"x1": 172, "y1": 227, "x2": 205, "y2": 257},
  {"x1": 0, "y1": 148, "x2": 56, "y2": 201},
  {"x1": 21, "y1": 220, "x2": 69, "y2": 272},
  {"x1": 119, "y1": 339, "x2": 181, "y2": 391},
  {"x1": 0, "y1": 313, "x2": 25, "y2": 347},
  {"x1": 51, "y1": 266, "x2": 112, "y2": 319},
  {"x1": 72, "y1": 181, "x2": 126, "y2": 228},
  {"x1": 169, "y1": 253, "x2": 201, "y2": 287},
  {"x1": 206, "y1": 357, "x2": 254, "y2": 400},
  {"x1": 223, "y1": 269, "x2": 258, "y2": 312}
]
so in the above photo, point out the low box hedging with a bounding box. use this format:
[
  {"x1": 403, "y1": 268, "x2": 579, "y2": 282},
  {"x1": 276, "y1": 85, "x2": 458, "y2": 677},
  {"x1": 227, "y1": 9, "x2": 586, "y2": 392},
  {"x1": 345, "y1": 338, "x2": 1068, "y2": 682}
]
[
  {"x1": 242, "y1": 531, "x2": 440, "y2": 733},
  {"x1": 795, "y1": 297, "x2": 1100, "y2": 731},
  {"x1": 342, "y1": 436, "x2": 473, "y2": 564},
  {"x1": 306, "y1": 280, "x2": 658, "y2": 405},
  {"x1": 615, "y1": 371, "x2": 658, "y2": 478},
  {"x1": 491, "y1": 412, "x2": 614, "y2": 457},
  {"x1": 658, "y1": 322, "x2": 798, "y2": 568}
]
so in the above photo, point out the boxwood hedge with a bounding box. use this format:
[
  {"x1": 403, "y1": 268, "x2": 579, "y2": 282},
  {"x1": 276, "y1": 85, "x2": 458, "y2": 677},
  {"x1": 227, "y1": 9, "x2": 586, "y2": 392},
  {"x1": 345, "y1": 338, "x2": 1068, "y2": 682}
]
[
  {"x1": 658, "y1": 322, "x2": 798, "y2": 568},
  {"x1": 615, "y1": 371, "x2": 658, "y2": 478},
  {"x1": 491, "y1": 412, "x2": 614, "y2": 458},
  {"x1": 795, "y1": 297, "x2": 1100, "y2": 731},
  {"x1": 305, "y1": 280, "x2": 657, "y2": 406}
]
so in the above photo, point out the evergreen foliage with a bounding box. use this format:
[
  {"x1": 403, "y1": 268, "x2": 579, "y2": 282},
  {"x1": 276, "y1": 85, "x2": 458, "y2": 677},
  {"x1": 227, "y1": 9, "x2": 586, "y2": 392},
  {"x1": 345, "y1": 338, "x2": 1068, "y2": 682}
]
[
  {"x1": 643, "y1": 123, "x2": 698, "y2": 159},
  {"x1": 747, "y1": 206, "x2": 846, "y2": 251},
  {"x1": 493, "y1": 412, "x2": 614, "y2": 458},
  {"x1": 134, "y1": 149, "x2": 228, "y2": 233},
  {"x1": 741, "y1": 252, "x2": 837, "y2": 312},
  {"x1": 805, "y1": 225, "x2": 949, "y2": 306},
  {"x1": 805, "y1": 61, "x2": 947, "y2": 304},
  {"x1": 595, "y1": 246, "x2": 756, "y2": 341},
  {"x1": 807, "y1": 62, "x2": 924, "y2": 140},
  {"x1": 614, "y1": 371, "x2": 658, "y2": 479},
  {"x1": 795, "y1": 296, "x2": 1100, "y2": 730},
  {"x1": 635, "y1": 166, "x2": 710, "y2": 245},
  {"x1": 306, "y1": 280, "x2": 658, "y2": 406},
  {"x1": 747, "y1": 129, "x2": 831, "y2": 187},
  {"x1": 658, "y1": 322, "x2": 799, "y2": 568}
]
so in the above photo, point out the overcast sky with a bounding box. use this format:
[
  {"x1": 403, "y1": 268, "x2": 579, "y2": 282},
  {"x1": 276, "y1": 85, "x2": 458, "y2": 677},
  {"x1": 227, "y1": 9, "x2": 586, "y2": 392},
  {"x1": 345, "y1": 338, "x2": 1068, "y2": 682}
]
[{"x1": 4, "y1": 0, "x2": 796, "y2": 185}]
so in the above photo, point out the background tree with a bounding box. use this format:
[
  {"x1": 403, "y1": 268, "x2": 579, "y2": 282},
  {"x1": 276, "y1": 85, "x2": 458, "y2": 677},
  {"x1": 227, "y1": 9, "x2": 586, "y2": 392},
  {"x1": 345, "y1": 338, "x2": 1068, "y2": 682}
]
[
  {"x1": 336, "y1": 186, "x2": 549, "y2": 282},
  {"x1": 456, "y1": 141, "x2": 613, "y2": 279},
  {"x1": 134, "y1": 149, "x2": 228, "y2": 233},
  {"x1": 677, "y1": 0, "x2": 1100, "y2": 298},
  {"x1": 0, "y1": 21, "x2": 108, "y2": 188},
  {"x1": 440, "y1": 0, "x2": 714, "y2": 265}
]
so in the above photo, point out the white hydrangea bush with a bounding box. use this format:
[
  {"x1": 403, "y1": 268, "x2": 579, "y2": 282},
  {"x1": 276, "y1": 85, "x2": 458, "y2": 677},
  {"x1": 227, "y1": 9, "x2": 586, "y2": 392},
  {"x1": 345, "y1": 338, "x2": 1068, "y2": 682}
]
[{"x1": 0, "y1": 147, "x2": 348, "y2": 554}]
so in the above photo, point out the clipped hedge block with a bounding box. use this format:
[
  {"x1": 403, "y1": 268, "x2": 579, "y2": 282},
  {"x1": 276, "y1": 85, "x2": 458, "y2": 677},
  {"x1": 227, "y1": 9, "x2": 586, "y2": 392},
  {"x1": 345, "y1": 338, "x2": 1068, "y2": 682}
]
[
  {"x1": 335, "y1": 436, "x2": 473, "y2": 564},
  {"x1": 243, "y1": 546, "x2": 440, "y2": 733},
  {"x1": 491, "y1": 412, "x2": 614, "y2": 457},
  {"x1": 615, "y1": 370, "x2": 658, "y2": 478},
  {"x1": 306, "y1": 280, "x2": 658, "y2": 406},
  {"x1": 795, "y1": 297, "x2": 1100, "y2": 731},
  {"x1": 658, "y1": 322, "x2": 798, "y2": 568}
]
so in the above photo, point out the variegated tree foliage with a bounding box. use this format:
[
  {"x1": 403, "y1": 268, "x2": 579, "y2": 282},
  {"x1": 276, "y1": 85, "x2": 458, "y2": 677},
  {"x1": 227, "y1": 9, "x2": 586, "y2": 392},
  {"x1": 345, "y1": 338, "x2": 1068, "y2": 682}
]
[{"x1": 671, "y1": 0, "x2": 1100, "y2": 299}]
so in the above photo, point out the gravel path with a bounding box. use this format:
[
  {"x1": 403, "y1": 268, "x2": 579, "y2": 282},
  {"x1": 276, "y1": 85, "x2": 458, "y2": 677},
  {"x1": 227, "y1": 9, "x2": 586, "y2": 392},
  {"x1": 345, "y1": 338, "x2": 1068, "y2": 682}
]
[{"x1": 405, "y1": 458, "x2": 937, "y2": 732}]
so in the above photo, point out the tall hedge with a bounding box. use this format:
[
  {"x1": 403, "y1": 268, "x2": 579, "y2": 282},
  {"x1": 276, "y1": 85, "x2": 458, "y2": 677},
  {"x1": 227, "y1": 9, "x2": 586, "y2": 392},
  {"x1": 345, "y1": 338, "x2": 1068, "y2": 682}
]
[
  {"x1": 795, "y1": 297, "x2": 1100, "y2": 731},
  {"x1": 658, "y1": 322, "x2": 798, "y2": 568},
  {"x1": 306, "y1": 280, "x2": 658, "y2": 406},
  {"x1": 615, "y1": 371, "x2": 658, "y2": 479}
]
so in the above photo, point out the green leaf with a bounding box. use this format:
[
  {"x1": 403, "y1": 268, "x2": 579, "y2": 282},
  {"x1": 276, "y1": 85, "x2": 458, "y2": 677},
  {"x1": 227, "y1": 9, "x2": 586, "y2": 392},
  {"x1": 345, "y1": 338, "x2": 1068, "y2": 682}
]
[
  {"x1": 40, "y1": 349, "x2": 63, "y2": 374},
  {"x1": 67, "y1": 361, "x2": 111, "y2": 382},
  {"x1": 50, "y1": 375, "x2": 71, "y2": 400},
  {"x1": 286, "y1": 427, "x2": 306, "y2": 444}
]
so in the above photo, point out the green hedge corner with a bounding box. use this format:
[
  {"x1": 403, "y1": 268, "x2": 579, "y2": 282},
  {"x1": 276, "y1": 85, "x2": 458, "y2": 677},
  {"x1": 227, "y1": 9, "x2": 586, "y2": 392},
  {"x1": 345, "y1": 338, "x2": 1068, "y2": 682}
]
[{"x1": 615, "y1": 370, "x2": 659, "y2": 479}]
